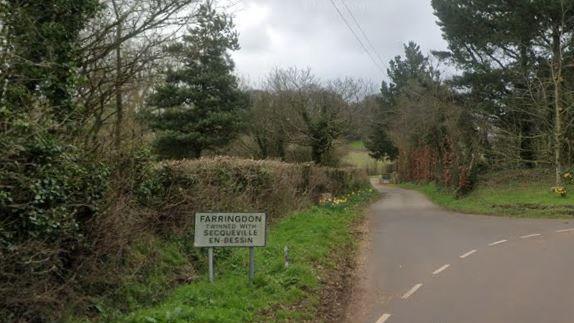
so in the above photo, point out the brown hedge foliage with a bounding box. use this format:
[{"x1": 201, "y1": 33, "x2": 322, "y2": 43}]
[{"x1": 147, "y1": 157, "x2": 368, "y2": 233}]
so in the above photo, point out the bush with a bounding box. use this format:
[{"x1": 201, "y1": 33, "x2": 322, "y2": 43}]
[
  {"x1": 1, "y1": 135, "x2": 110, "y2": 246},
  {"x1": 0, "y1": 133, "x2": 111, "y2": 320}
]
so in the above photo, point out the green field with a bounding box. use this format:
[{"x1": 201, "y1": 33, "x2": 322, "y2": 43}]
[
  {"x1": 400, "y1": 169, "x2": 574, "y2": 219},
  {"x1": 116, "y1": 189, "x2": 377, "y2": 322},
  {"x1": 341, "y1": 141, "x2": 389, "y2": 175}
]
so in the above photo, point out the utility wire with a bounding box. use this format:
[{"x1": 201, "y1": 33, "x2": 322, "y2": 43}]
[
  {"x1": 338, "y1": 0, "x2": 386, "y2": 68},
  {"x1": 327, "y1": 0, "x2": 385, "y2": 74}
]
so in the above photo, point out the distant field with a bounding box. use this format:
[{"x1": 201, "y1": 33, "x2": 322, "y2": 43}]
[
  {"x1": 348, "y1": 141, "x2": 366, "y2": 150},
  {"x1": 341, "y1": 141, "x2": 389, "y2": 175},
  {"x1": 401, "y1": 169, "x2": 574, "y2": 219}
]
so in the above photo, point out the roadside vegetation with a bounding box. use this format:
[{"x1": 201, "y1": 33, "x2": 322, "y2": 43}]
[
  {"x1": 401, "y1": 169, "x2": 574, "y2": 219},
  {"x1": 119, "y1": 188, "x2": 377, "y2": 323},
  {"x1": 7, "y1": 0, "x2": 574, "y2": 320},
  {"x1": 3, "y1": 154, "x2": 367, "y2": 321},
  {"x1": 361, "y1": 2, "x2": 574, "y2": 217},
  {"x1": 0, "y1": 0, "x2": 376, "y2": 320}
]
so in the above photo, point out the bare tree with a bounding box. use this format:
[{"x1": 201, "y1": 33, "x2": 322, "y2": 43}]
[
  {"x1": 246, "y1": 68, "x2": 364, "y2": 165},
  {"x1": 77, "y1": 0, "x2": 200, "y2": 149}
]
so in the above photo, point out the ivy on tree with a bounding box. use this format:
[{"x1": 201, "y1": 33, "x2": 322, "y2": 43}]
[
  {"x1": 144, "y1": 1, "x2": 248, "y2": 159},
  {"x1": 0, "y1": 0, "x2": 105, "y2": 246}
]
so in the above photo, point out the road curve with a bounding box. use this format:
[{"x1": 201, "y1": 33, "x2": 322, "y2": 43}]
[{"x1": 346, "y1": 181, "x2": 574, "y2": 323}]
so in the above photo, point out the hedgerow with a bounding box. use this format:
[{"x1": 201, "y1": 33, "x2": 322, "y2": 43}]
[{"x1": 0, "y1": 153, "x2": 368, "y2": 321}]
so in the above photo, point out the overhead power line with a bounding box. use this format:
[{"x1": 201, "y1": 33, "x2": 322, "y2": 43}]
[
  {"x1": 327, "y1": 0, "x2": 385, "y2": 74},
  {"x1": 338, "y1": 0, "x2": 386, "y2": 68}
]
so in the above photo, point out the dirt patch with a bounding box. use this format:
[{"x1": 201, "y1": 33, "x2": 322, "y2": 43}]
[
  {"x1": 341, "y1": 207, "x2": 378, "y2": 323},
  {"x1": 316, "y1": 206, "x2": 373, "y2": 322},
  {"x1": 316, "y1": 242, "x2": 356, "y2": 322}
]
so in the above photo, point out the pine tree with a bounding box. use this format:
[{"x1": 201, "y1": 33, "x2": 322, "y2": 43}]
[
  {"x1": 432, "y1": 0, "x2": 574, "y2": 184},
  {"x1": 432, "y1": 0, "x2": 539, "y2": 168},
  {"x1": 381, "y1": 42, "x2": 439, "y2": 105},
  {"x1": 366, "y1": 42, "x2": 438, "y2": 161},
  {"x1": 144, "y1": 1, "x2": 248, "y2": 159},
  {"x1": 365, "y1": 121, "x2": 398, "y2": 160}
]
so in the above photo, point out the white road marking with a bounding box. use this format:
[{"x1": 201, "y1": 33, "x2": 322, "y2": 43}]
[
  {"x1": 433, "y1": 264, "x2": 450, "y2": 275},
  {"x1": 556, "y1": 228, "x2": 574, "y2": 233},
  {"x1": 521, "y1": 233, "x2": 542, "y2": 239},
  {"x1": 460, "y1": 249, "x2": 477, "y2": 258},
  {"x1": 402, "y1": 283, "x2": 423, "y2": 299},
  {"x1": 376, "y1": 313, "x2": 392, "y2": 323},
  {"x1": 489, "y1": 239, "x2": 508, "y2": 246}
]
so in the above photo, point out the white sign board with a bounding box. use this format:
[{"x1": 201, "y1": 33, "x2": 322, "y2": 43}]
[{"x1": 194, "y1": 213, "x2": 267, "y2": 247}]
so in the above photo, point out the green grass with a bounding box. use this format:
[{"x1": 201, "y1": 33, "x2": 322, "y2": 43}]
[
  {"x1": 67, "y1": 235, "x2": 203, "y2": 322},
  {"x1": 115, "y1": 189, "x2": 377, "y2": 323},
  {"x1": 400, "y1": 169, "x2": 574, "y2": 219},
  {"x1": 348, "y1": 141, "x2": 366, "y2": 150},
  {"x1": 341, "y1": 141, "x2": 388, "y2": 175}
]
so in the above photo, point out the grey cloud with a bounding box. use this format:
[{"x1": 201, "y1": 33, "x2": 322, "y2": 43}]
[{"x1": 228, "y1": 0, "x2": 447, "y2": 86}]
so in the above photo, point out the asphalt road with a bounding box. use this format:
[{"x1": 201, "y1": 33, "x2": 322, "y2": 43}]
[{"x1": 346, "y1": 181, "x2": 574, "y2": 323}]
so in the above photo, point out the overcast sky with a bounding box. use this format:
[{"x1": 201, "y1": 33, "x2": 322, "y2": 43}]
[{"x1": 225, "y1": 0, "x2": 448, "y2": 88}]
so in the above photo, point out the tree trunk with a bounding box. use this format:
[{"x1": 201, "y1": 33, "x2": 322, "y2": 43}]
[
  {"x1": 89, "y1": 90, "x2": 106, "y2": 146},
  {"x1": 518, "y1": 41, "x2": 536, "y2": 168},
  {"x1": 255, "y1": 134, "x2": 269, "y2": 159},
  {"x1": 311, "y1": 148, "x2": 322, "y2": 165},
  {"x1": 0, "y1": 12, "x2": 9, "y2": 111},
  {"x1": 520, "y1": 120, "x2": 536, "y2": 168},
  {"x1": 112, "y1": 0, "x2": 124, "y2": 148},
  {"x1": 552, "y1": 27, "x2": 563, "y2": 186},
  {"x1": 276, "y1": 129, "x2": 287, "y2": 160}
]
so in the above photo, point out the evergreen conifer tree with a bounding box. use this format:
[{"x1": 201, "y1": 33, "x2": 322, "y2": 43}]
[{"x1": 144, "y1": 1, "x2": 247, "y2": 159}]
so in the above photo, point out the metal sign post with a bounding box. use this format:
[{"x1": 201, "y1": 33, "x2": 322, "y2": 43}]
[
  {"x1": 249, "y1": 247, "x2": 255, "y2": 283},
  {"x1": 195, "y1": 213, "x2": 267, "y2": 283},
  {"x1": 208, "y1": 247, "x2": 214, "y2": 283}
]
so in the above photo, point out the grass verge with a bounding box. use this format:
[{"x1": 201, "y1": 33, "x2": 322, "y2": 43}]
[
  {"x1": 117, "y1": 188, "x2": 377, "y2": 322},
  {"x1": 400, "y1": 169, "x2": 574, "y2": 219}
]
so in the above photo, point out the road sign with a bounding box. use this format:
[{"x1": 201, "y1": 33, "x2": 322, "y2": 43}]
[
  {"x1": 194, "y1": 213, "x2": 267, "y2": 247},
  {"x1": 194, "y1": 213, "x2": 267, "y2": 283}
]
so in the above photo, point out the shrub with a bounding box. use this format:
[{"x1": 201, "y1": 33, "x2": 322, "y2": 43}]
[
  {"x1": 0, "y1": 133, "x2": 110, "y2": 320},
  {"x1": 1, "y1": 135, "x2": 110, "y2": 247}
]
